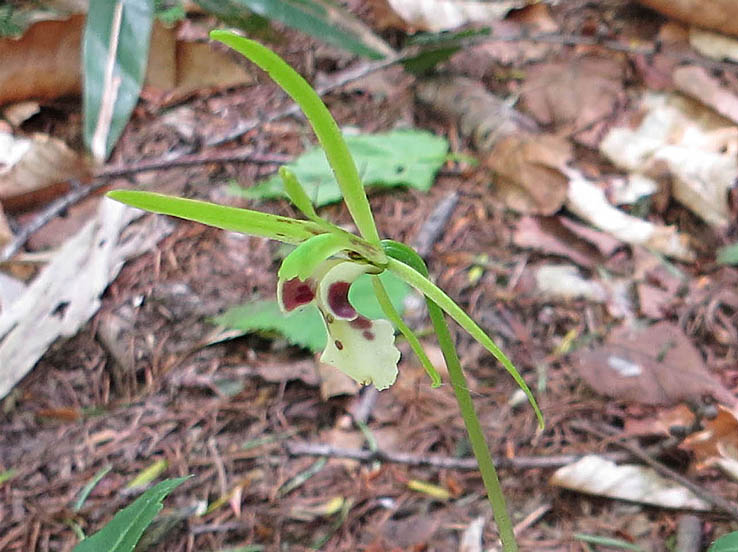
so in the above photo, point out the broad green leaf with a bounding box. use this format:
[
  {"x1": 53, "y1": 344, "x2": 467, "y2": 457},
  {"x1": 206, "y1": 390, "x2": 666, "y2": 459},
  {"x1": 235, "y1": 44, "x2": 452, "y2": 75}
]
[
  {"x1": 83, "y1": 0, "x2": 154, "y2": 162},
  {"x1": 72, "y1": 477, "x2": 188, "y2": 552},
  {"x1": 107, "y1": 190, "x2": 325, "y2": 245},
  {"x1": 235, "y1": 130, "x2": 449, "y2": 207},
  {"x1": 214, "y1": 271, "x2": 409, "y2": 352},
  {"x1": 717, "y1": 242, "x2": 738, "y2": 265},
  {"x1": 199, "y1": 0, "x2": 392, "y2": 59},
  {"x1": 710, "y1": 531, "x2": 738, "y2": 552}
]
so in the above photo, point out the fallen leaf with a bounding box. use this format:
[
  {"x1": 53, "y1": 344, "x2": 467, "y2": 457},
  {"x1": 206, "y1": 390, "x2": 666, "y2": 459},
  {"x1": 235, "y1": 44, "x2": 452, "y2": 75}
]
[
  {"x1": 520, "y1": 56, "x2": 626, "y2": 148},
  {"x1": 637, "y1": 282, "x2": 673, "y2": 319},
  {"x1": 0, "y1": 132, "x2": 89, "y2": 211},
  {"x1": 487, "y1": 134, "x2": 572, "y2": 215},
  {"x1": 0, "y1": 271, "x2": 26, "y2": 313},
  {"x1": 0, "y1": 202, "x2": 11, "y2": 245},
  {"x1": 572, "y1": 321, "x2": 736, "y2": 407},
  {"x1": 635, "y1": 0, "x2": 738, "y2": 38},
  {"x1": 0, "y1": 198, "x2": 172, "y2": 399},
  {"x1": 565, "y1": 172, "x2": 695, "y2": 261},
  {"x1": 550, "y1": 455, "x2": 711, "y2": 510},
  {"x1": 256, "y1": 359, "x2": 320, "y2": 387},
  {"x1": 674, "y1": 65, "x2": 738, "y2": 125},
  {"x1": 459, "y1": 516, "x2": 485, "y2": 552},
  {"x1": 601, "y1": 92, "x2": 737, "y2": 227},
  {"x1": 317, "y1": 360, "x2": 360, "y2": 398},
  {"x1": 0, "y1": 15, "x2": 84, "y2": 105},
  {"x1": 534, "y1": 264, "x2": 608, "y2": 303},
  {"x1": 382, "y1": 0, "x2": 532, "y2": 32},
  {"x1": 682, "y1": 405, "x2": 738, "y2": 467},
  {"x1": 557, "y1": 216, "x2": 623, "y2": 257},
  {"x1": 513, "y1": 216, "x2": 603, "y2": 268},
  {"x1": 689, "y1": 28, "x2": 738, "y2": 62}
]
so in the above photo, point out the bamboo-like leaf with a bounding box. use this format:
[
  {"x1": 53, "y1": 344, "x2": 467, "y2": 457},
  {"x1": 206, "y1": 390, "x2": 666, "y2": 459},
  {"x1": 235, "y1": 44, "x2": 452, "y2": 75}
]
[
  {"x1": 83, "y1": 0, "x2": 154, "y2": 162},
  {"x1": 107, "y1": 190, "x2": 324, "y2": 244},
  {"x1": 72, "y1": 477, "x2": 188, "y2": 552},
  {"x1": 210, "y1": 31, "x2": 381, "y2": 245},
  {"x1": 386, "y1": 257, "x2": 544, "y2": 427},
  {"x1": 198, "y1": 0, "x2": 393, "y2": 59}
]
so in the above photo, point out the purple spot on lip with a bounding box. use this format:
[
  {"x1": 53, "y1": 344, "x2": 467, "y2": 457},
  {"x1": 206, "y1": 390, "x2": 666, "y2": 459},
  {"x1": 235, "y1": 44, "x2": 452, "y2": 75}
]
[
  {"x1": 349, "y1": 316, "x2": 372, "y2": 329},
  {"x1": 362, "y1": 330, "x2": 374, "y2": 340},
  {"x1": 334, "y1": 339, "x2": 343, "y2": 350},
  {"x1": 327, "y1": 281, "x2": 356, "y2": 318},
  {"x1": 281, "y1": 278, "x2": 315, "y2": 311}
]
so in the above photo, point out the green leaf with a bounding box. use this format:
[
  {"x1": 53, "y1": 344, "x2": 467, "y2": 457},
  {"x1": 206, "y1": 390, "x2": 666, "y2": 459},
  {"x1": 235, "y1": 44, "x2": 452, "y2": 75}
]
[
  {"x1": 72, "y1": 477, "x2": 188, "y2": 552},
  {"x1": 83, "y1": 0, "x2": 154, "y2": 162},
  {"x1": 107, "y1": 190, "x2": 325, "y2": 245},
  {"x1": 236, "y1": 130, "x2": 449, "y2": 207},
  {"x1": 199, "y1": 0, "x2": 392, "y2": 59},
  {"x1": 710, "y1": 531, "x2": 738, "y2": 552},
  {"x1": 717, "y1": 242, "x2": 738, "y2": 265},
  {"x1": 574, "y1": 533, "x2": 646, "y2": 551},
  {"x1": 214, "y1": 271, "x2": 409, "y2": 352}
]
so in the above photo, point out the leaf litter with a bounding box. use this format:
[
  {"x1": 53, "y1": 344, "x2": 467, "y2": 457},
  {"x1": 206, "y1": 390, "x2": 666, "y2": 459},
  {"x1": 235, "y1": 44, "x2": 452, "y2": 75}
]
[{"x1": 2, "y1": 1, "x2": 738, "y2": 550}]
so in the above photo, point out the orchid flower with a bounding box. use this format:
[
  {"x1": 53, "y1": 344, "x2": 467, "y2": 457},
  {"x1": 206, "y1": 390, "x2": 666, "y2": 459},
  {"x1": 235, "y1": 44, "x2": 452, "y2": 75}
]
[{"x1": 108, "y1": 31, "x2": 543, "y2": 551}]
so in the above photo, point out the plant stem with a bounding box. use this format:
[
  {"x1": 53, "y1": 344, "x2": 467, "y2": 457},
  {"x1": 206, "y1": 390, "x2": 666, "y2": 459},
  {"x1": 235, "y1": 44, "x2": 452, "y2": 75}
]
[{"x1": 426, "y1": 299, "x2": 518, "y2": 551}]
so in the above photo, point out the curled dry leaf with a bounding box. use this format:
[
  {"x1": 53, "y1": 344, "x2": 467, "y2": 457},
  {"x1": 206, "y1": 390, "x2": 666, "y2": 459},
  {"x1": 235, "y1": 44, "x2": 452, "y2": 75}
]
[
  {"x1": 682, "y1": 406, "x2": 738, "y2": 481},
  {"x1": 635, "y1": 0, "x2": 738, "y2": 38},
  {"x1": 0, "y1": 132, "x2": 89, "y2": 211},
  {"x1": 689, "y1": 28, "x2": 738, "y2": 62},
  {"x1": 601, "y1": 92, "x2": 737, "y2": 228},
  {"x1": 565, "y1": 172, "x2": 694, "y2": 261},
  {"x1": 572, "y1": 321, "x2": 736, "y2": 407},
  {"x1": 550, "y1": 455, "x2": 711, "y2": 510},
  {"x1": 380, "y1": 0, "x2": 532, "y2": 32},
  {"x1": 416, "y1": 76, "x2": 571, "y2": 215}
]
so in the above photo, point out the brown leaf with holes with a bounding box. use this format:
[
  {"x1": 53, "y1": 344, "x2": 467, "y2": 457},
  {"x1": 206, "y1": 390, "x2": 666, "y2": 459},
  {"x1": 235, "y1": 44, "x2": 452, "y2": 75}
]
[
  {"x1": 682, "y1": 406, "x2": 738, "y2": 476},
  {"x1": 572, "y1": 321, "x2": 736, "y2": 407}
]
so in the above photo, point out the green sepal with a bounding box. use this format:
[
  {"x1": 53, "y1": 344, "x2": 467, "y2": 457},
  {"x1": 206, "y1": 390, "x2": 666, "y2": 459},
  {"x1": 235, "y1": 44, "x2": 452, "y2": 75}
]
[
  {"x1": 278, "y1": 233, "x2": 352, "y2": 282},
  {"x1": 279, "y1": 166, "x2": 324, "y2": 225},
  {"x1": 107, "y1": 190, "x2": 324, "y2": 245}
]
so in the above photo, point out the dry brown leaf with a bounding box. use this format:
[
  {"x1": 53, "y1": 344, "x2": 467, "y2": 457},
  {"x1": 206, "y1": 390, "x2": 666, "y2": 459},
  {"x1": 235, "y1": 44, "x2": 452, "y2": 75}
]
[
  {"x1": 550, "y1": 455, "x2": 711, "y2": 510},
  {"x1": 637, "y1": 282, "x2": 673, "y2": 319},
  {"x1": 520, "y1": 56, "x2": 626, "y2": 148},
  {"x1": 0, "y1": 132, "x2": 89, "y2": 211},
  {"x1": 674, "y1": 65, "x2": 738, "y2": 125},
  {"x1": 572, "y1": 321, "x2": 736, "y2": 407},
  {"x1": 689, "y1": 28, "x2": 738, "y2": 62},
  {"x1": 636, "y1": 0, "x2": 738, "y2": 37},
  {"x1": 513, "y1": 216, "x2": 602, "y2": 268},
  {"x1": 486, "y1": 134, "x2": 572, "y2": 215},
  {"x1": 0, "y1": 15, "x2": 84, "y2": 105},
  {"x1": 381, "y1": 0, "x2": 531, "y2": 33},
  {"x1": 0, "y1": 203, "x2": 12, "y2": 246},
  {"x1": 682, "y1": 405, "x2": 738, "y2": 472}
]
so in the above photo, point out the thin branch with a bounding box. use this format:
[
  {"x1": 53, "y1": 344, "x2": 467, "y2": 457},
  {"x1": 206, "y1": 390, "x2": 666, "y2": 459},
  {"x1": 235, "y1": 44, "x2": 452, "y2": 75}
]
[{"x1": 285, "y1": 441, "x2": 630, "y2": 470}]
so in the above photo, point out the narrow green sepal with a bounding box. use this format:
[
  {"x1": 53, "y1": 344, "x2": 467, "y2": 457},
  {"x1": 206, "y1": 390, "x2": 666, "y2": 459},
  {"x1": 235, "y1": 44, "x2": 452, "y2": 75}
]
[{"x1": 279, "y1": 233, "x2": 351, "y2": 282}]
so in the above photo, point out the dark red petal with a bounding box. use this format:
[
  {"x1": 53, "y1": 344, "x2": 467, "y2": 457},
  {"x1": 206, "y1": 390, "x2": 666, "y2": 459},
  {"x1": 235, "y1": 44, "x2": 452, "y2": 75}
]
[
  {"x1": 327, "y1": 281, "x2": 356, "y2": 318},
  {"x1": 281, "y1": 278, "x2": 315, "y2": 311}
]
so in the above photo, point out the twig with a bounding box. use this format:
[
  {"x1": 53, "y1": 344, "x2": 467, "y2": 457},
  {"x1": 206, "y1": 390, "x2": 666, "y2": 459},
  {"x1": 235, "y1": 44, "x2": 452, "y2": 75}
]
[
  {"x1": 571, "y1": 420, "x2": 738, "y2": 519},
  {"x1": 97, "y1": 147, "x2": 292, "y2": 177},
  {"x1": 0, "y1": 180, "x2": 109, "y2": 263},
  {"x1": 285, "y1": 441, "x2": 629, "y2": 470}
]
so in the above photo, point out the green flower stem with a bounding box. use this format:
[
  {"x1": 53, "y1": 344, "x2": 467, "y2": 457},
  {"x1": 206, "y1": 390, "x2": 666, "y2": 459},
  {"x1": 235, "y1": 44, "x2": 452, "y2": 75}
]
[
  {"x1": 211, "y1": 31, "x2": 381, "y2": 245},
  {"x1": 370, "y1": 275, "x2": 441, "y2": 387},
  {"x1": 385, "y1": 257, "x2": 544, "y2": 427},
  {"x1": 383, "y1": 242, "x2": 518, "y2": 551}
]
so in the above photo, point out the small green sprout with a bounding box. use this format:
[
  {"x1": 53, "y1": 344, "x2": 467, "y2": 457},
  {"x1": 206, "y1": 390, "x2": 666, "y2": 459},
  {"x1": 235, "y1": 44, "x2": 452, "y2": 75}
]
[{"x1": 108, "y1": 30, "x2": 542, "y2": 551}]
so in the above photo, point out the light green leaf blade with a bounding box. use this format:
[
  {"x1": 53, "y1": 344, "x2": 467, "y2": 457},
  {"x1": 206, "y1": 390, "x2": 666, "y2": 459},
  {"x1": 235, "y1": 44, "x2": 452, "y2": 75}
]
[
  {"x1": 214, "y1": 271, "x2": 409, "y2": 352},
  {"x1": 107, "y1": 190, "x2": 324, "y2": 245},
  {"x1": 237, "y1": 130, "x2": 449, "y2": 207},
  {"x1": 72, "y1": 477, "x2": 188, "y2": 552},
  {"x1": 710, "y1": 531, "x2": 738, "y2": 552},
  {"x1": 83, "y1": 0, "x2": 154, "y2": 162},
  {"x1": 386, "y1": 257, "x2": 544, "y2": 428},
  {"x1": 717, "y1": 242, "x2": 738, "y2": 265},
  {"x1": 198, "y1": 0, "x2": 392, "y2": 59}
]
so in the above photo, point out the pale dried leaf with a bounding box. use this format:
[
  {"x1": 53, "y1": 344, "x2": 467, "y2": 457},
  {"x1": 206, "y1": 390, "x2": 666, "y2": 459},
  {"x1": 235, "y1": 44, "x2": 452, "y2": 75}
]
[
  {"x1": 600, "y1": 92, "x2": 737, "y2": 227},
  {"x1": 636, "y1": 0, "x2": 738, "y2": 37},
  {"x1": 459, "y1": 516, "x2": 485, "y2": 552},
  {"x1": 689, "y1": 28, "x2": 738, "y2": 62},
  {"x1": 565, "y1": 172, "x2": 694, "y2": 261},
  {"x1": 385, "y1": 0, "x2": 530, "y2": 32},
  {"x1": 0, "y1": 199, "x2": 172, "y2": 399},
  {"x1": 572, "y1": 321, "x2": 736, "y2": 407},
  {"x1": 0, "y1": 203, "x2": 11, "y2": 246},
  {"x1": 0, "y1": 271, "x2": 26, "y2": 313},
  {"x1": 550, "y1": 455, "x2": 711, "y2": 510},
  {"x1": 0, "y1": 132, "x2": 88, "y2": 206},
  {"x1": 674, "y1": 65, "x2": 738, "y2": 125},
  {"x1": 535, "y1": 264, "x2": 608, "y2": 303}
]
